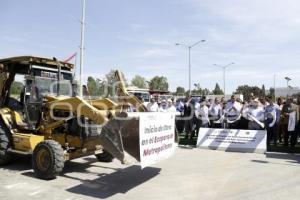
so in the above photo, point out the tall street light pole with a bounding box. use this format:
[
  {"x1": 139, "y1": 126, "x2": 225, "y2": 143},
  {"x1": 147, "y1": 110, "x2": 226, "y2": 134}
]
[
  {"x1": 213, "y1": 62, "x2": 234, "y2": 98},
  {"x1": 79, "y1": 0, "x2": 86, "y2": 98},
  {"x1": 285, "y1": 76, "x2": 291, "y2": 98},
  {"x1": 175, "y1": 40, "x2": 206, "y2": 96}
]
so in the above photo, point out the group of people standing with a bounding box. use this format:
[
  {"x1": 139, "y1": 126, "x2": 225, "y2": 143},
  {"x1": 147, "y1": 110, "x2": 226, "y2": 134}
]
[
  {"x1": 146, "y1": 97, "x2": 177, "y2": 112},
  {"x1": 178, "y1": 95, "x2": 300, "y2": 148},
  {"x1": 143, "y1": 94, "x2": 300, "y2": 148}
]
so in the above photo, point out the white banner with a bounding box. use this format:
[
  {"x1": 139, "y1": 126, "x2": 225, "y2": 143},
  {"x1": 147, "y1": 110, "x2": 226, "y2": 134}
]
[
  {"x1": 197, "y1": 128, "x2": 266, "y2": 153},
  {"x1": 139, "y1": 112, "x2": 177, "y2": 168}
]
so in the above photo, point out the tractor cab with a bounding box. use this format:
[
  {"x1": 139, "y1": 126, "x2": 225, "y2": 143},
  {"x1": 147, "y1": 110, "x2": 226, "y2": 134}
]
[{"x1": 0, "y1": 56, "x2": 75, "y2": 129}]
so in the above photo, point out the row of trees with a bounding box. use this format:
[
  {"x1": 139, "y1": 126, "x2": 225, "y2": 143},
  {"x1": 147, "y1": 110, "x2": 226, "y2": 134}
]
[
  {"x1": 174, "y1": 84, "x2": 275, "y2": 99},
  {"x1": 86, "y1": 71, "x2": 169, "y2": 97},
  {"x1": 131, "y1": 75, "x2": 223, "y2": 96},
  {"x1": 86, "y1": 70, "x2": 124, "y2": 97},
  {"x1": 233, "y1": 84, "x2": 268, "y2": 100},
  {"x1": 131, "y1": 75, "x2": 168, "y2": 91},
  {"x1": 86, "y1": 71, "x2": 274, "y2": 99},
  {"x1": 175, "y1": 83, "x2": 224, "y2": 96}
]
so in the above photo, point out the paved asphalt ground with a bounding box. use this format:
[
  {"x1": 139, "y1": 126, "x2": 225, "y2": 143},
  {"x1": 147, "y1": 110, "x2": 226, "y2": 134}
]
[{"x1": 1, "y1": 148, "x2": 300, "y2": 200}]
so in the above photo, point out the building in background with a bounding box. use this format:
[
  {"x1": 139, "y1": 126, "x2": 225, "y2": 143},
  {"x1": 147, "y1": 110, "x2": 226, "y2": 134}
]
[{"x1": 271, "y1": 87, "x2": 300, "y2": 97}]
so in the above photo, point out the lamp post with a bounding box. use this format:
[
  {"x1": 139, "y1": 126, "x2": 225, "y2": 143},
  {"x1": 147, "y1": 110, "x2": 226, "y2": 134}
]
[
  {"x1": 213, "y1": 62, "x2": 234, "y2": 98},
  {"x1": 79, "y1": 0, "x2": 86, "y2": 98},
  {"x1": 285, "y1": 77, "x2": 291, "y2": 98},
  {"x1": 175, "y1": 40, "x2": 206, "y2": 96}
]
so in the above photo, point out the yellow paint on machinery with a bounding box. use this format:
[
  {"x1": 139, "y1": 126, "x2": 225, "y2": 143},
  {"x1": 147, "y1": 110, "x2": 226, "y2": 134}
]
[
  {"x1": 45, "y1": 96, "x2": 110, "y2": 125},
  {"x1": 52, "y1": 134, "x2": 82, "y2": 148},
  {"x1": 12, "y1": 133, "x2": 45, "y2": 152},
  {"x1": 0, "y1": 56, "x2": 146, "y2": 180}
]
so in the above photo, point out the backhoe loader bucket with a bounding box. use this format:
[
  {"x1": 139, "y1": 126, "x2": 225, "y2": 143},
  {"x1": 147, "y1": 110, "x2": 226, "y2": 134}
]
[
  {"x1": 99, "y1": 114, "x2": 140, "y2": 162},
  {"x1": 119, "y1": 117, "x2": 140, "y2": 161}
]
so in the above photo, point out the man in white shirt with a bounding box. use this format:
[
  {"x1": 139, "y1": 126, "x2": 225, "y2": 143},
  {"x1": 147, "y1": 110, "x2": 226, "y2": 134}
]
[
  {"x1": 247, "y1": 98, "x2": 265, "y2": 130},
  {"x1": 209, "y1": 98, "x2": 222, "y2": 128},
  {"x1": 158, "y1": 100, "x2": 167, "y2": 112},
  {"x1": 147, "y1": 98, "x2": 158, "y2": 112},
  {"x1": 198, "y1": 101, "x2": 210, "y2": 128},
  {"x1": 225, "y1": 95, "x2": 242, "y2": 129}
]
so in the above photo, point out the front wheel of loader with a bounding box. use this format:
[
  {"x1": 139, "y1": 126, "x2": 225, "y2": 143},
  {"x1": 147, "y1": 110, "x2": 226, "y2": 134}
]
[
  {"x1": 95, "y1": 150, "x2": 114, "y2": 162},
  {"x1": 0, "y1": 121, "x2": 12, "y2": 165},
  {"x1": 32, "y1": 140, "x2": 64, "y2": 180}
]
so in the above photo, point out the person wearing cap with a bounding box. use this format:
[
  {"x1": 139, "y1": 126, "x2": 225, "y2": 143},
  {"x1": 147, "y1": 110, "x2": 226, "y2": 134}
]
[
  {"x1": 167, "y1": 99, "x2": 176, "y2": 112},
  {"x1": 158, "y1": 99, "x2": 167, "y2": 112},
  {"x1": 209, "y1": 98, "x2": 222, "y2": 128},
  {"x1": 147, "y1": 98, "x2": 158, "y2": 112},
  {"x1": 265, "y1": 96, "x2": 279, "y2": 146}
]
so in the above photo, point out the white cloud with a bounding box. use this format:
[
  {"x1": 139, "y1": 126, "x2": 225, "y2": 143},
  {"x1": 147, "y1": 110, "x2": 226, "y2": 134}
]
[
  {"x1": 138, "y1": 48, "x2": 175, "y2": 58},
  {"x1": 2, "y1": 35, "x2": 26, "y2": 43},
  {"x1": 4, "y1": 0, "x2": 300, "y2": 94},
  {"x1": 129, "y1": 23, "x2": 144, "y2": 31},
  {"x1": 144, "y1": 38, "x2": 171, "y2": 46}
]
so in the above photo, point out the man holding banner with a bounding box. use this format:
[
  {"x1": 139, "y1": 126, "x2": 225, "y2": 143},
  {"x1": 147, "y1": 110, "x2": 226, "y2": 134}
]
[
  {"x1": 224, "y1": 95, "x2": 242, "y2": 129},
  {"x1": 209, "y1": 98, "x2": 222, "y2": 128},
  {"x1": 198, "y1": 101, "x2": 210, "y2": 128},
  {"x1": 246, "y1": 98, "x2": 265, "y2": 130}
]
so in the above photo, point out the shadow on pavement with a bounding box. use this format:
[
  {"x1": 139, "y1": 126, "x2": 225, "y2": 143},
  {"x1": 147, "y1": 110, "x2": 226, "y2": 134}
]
[
  {"x1": 1, "y1": 155, "x2": 32, "y2": 171},
  {"x1": 266, "y1": 152, "x2": 300, "y2": 164},
  {"x1": 64, "y1": 156, "x2": 122, "y2": 173},
  {"x1": 251, "y1": 159, "x2": 269, "y2": 164},
  {"x1": 21, "y1": 156, "x2": 124, "y2": 179},
  {"x1": 66, "y1": 165, "x2": 161, "y2": 199},
  {"x1": 178, "y1": 145, "x2": 195, "y2": 150},
  {"x1": 249, "y1": 152, "x2": 300, "y2": 166}
]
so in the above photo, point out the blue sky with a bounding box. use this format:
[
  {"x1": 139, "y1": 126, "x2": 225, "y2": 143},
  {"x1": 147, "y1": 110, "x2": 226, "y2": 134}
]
[{"x1": 1, "y1": 0, "x2": 300, "y2": 93}]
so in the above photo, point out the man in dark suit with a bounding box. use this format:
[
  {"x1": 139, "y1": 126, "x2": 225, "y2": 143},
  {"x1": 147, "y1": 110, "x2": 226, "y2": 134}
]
[{"x1": 183, "y1": 97, "x2": 194, "y2": 140}]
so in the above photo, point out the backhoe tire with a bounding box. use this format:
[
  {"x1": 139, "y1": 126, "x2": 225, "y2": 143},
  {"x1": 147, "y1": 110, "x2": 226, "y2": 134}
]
[
  {"x1": 32, "y1": 140, "x2": 64, "y2": 180},
  {"x1": 0, "y1": 121, "x2": 12, "y2": 165},
  {"x1": 95, "y1": 150, "x2": 114, "y2": 162}
]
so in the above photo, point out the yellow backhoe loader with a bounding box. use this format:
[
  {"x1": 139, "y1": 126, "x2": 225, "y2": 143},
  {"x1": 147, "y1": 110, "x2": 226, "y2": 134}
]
[{"x1": 0, "y1": 56, "x2": 146, "y2": 179}]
